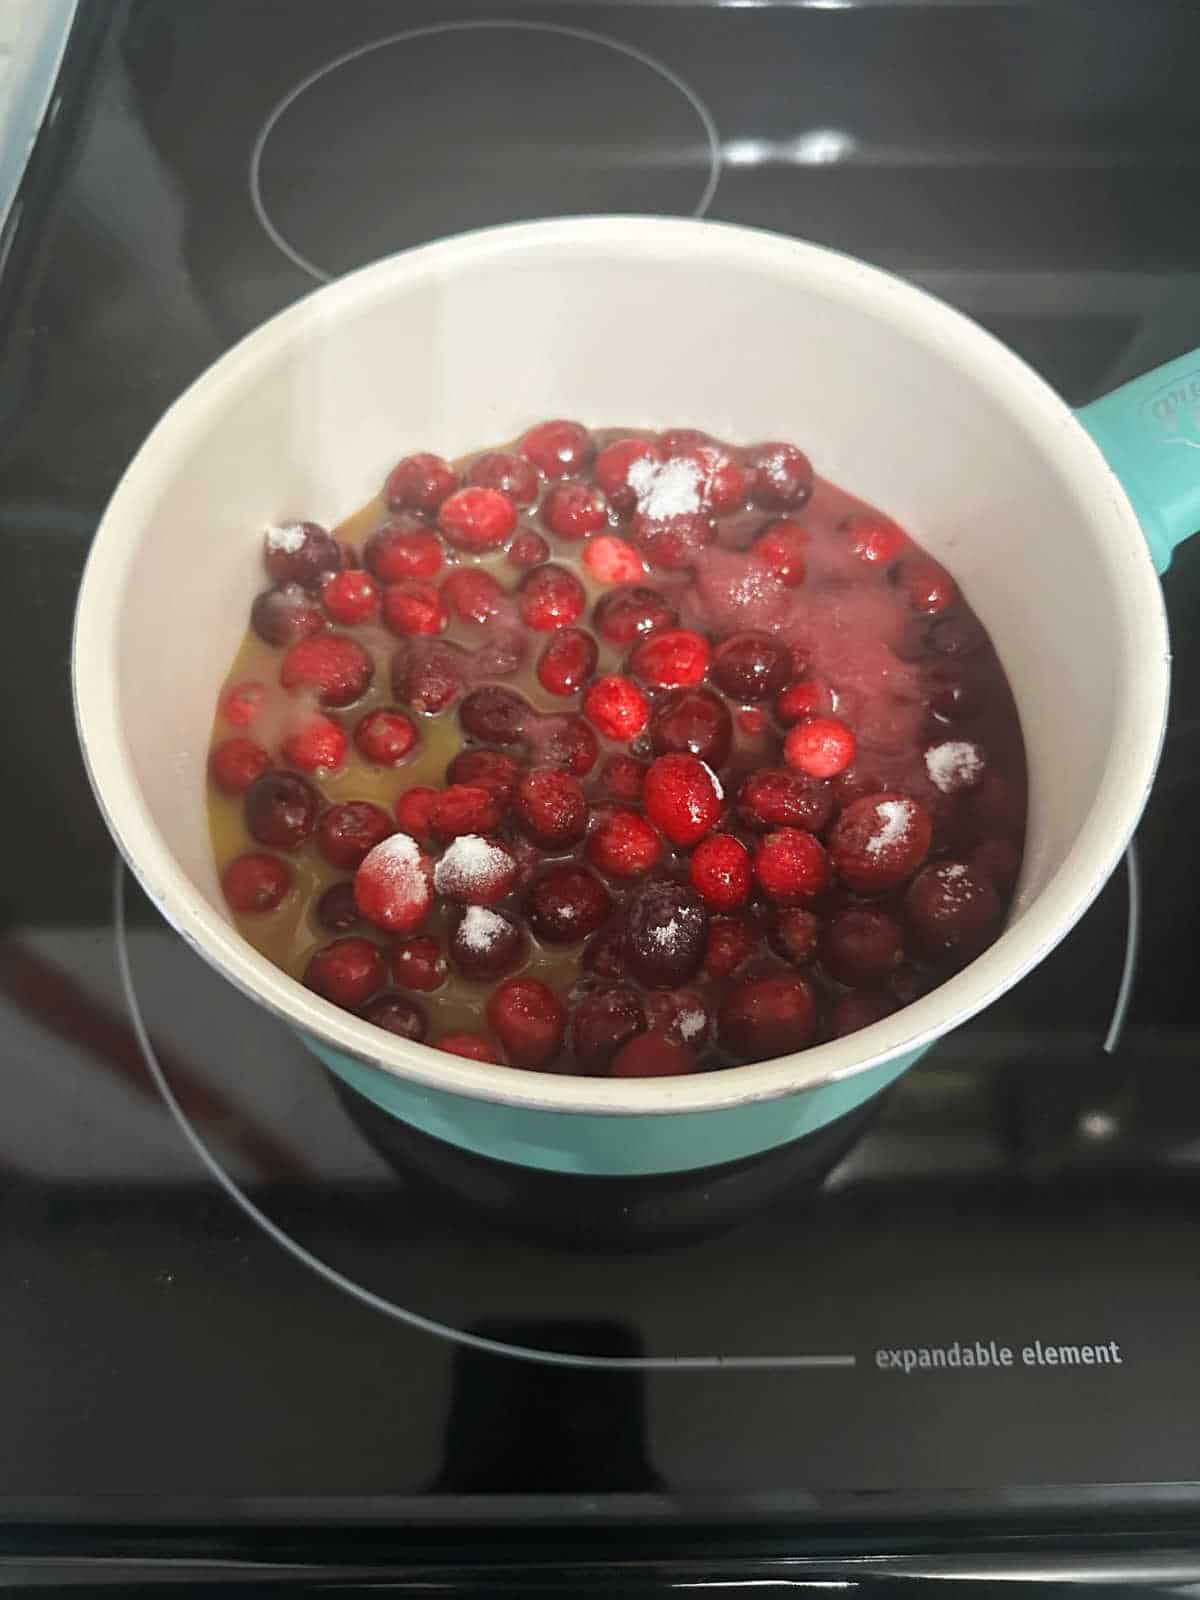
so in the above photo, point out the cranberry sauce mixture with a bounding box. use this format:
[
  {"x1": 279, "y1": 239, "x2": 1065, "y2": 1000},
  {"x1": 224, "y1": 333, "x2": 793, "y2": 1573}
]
[{"x1": 207, "y1": 422, "x2": 1026, "y2": 1077}]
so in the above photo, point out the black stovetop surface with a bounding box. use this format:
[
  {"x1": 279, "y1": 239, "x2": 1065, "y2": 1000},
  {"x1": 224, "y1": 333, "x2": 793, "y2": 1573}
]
[{"x1": 5, "y1": 0, "x2": 1200, "y2": 1563}]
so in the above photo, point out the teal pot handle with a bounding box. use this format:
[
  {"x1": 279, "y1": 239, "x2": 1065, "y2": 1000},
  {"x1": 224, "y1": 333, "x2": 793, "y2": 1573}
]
[{"x1": 1077, "y1": 351, "x2": 1200, "y2": 572}]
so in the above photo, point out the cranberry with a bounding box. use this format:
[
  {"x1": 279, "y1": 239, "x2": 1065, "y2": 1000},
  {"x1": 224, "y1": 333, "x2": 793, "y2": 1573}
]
[
  {"x1": 610, "y1": 1034, "x2": 693, "y2": 1078},
  {"x1": 830, "y1": 991, "x2": 897, "y2": 1039},
  {"x1": 924, "y1": 738, "x2": 987, "y2": 795},
  {"x1": 525, "y1": 713, "x2": 598, "y2": 775},
  {"x1": 362, "y1": 992, "x2": 429, "y2": 1041},
  {"x1": 587, "y1": 809, "x2": 663, "y2": 879},
  {"x1": 718, "y1": 973, "x2": 817, "y2": 1059},
  {"x1": 970, "y1": 772, "x2": 1025, "y2": 839},
  {"x1": 775, "y1": 681, "x2": 834, "y2": 724},
  {"x1": 438, "y1": 486, "x2": 517, "y2": 552},
  {"x1": 704, "y1": 916, "x2": 756, "y2": 978},
  {"x1": 441, "y1": 567, "x2": 507, "y2": 625},
  {"x1": 525, "y1": 863, "x2": 611, "y2": 944},
  {"x1": 594, "y1": 437, "x2": 663, "y2": 512},
  {"x1": 487, "y1": 976, "x2": 567, "y2": 1069},
  {"x1": 304, "y1": 937, "x2": 387, "y2": 1010},
  {"x1": 321, "y1": 568, "x2": 380, "y2": 625},
  {"x1": 434, "y1": 834, "x2": 520, "y2": 905},
  {"x1": 927, "y1": 612, "x2": 987, "y2": 659},
  {"x1": 679, "y1": 443, "x2": 754, "y2": 514},
  {"x1": 901, "y1": 557, "x2": 957, "y2": 614},
  {"x1": 643, "y1": 753, "x2": 723, "y2": 847},
  {"x1": 970, "y1": 836, "x2": 1022, "y2": 893},
  {"x1": 507, "y1": 529, "x2": 551, "y2": 568},
  {"x1": 747, "y1": 442, "x2": 813, "y2": 511},
  {"x1": 583, "y1": 674, "x2": 651, "y2": 741},
  {"x1": 633, "y1": 506, "x2": 716, "y2": 571},
  {"x1": 459, "y1": 685, "x2": 531, "y2": 746},
  {"x1": 644, "y1": 988, "x2": 711, "y2": 1049},
  {"x1": 905, "y1": 860, "x2": 1001, "y2": 963},
  {"x1": 537, "y1": 628, "x2": 598, "y2": 697},
  {"x1": 446, "y1": 747, "x2": 519, "y2": 805},
  {"x1": 469, "y1": 626, "x2": 527, "y2": 680},
  {"x1": 751, "y1": 519, "x2": 808, "y2": 587},
  {"x1": 251, "y1": 585, "x2": 326, "y2": 648},
  {"x1": 519, "y1": 419, "x2": 594, "y2": 479},
  {"x1": 210, "y1": 736, "x2": 270, "y2": 795},
  {"x1": 280, "y1": 633, "x2": 372, "y2": 707},
  {"x1": 599, "y1": 754, "x2": 647, "y2": 802},
  {"x1": 220, "y1": 680, "x2": 268, "y2": 728},
  {"x1": 784, "y1": 716, "x2": 857, "y2": 779},
  {"x1": 263, "y1": 521, "x2": 341, "y2": 590},
  {"x1": 828, "y1": 792, "x2": 933, "y2": 892},
  {"x1": 626, "y1": 881, "x2": 708, "y2": 988},
  {"x1": 354, "y1": 833, "x2": 434, "y2": 933},
  {"x1": 657, "y1": 427, "x2": 714, "y2": 456},
  {"x1": 753, "y1": 828, "x2": 831, "y2": 904},
  {"x1": 518, "y1": 563, "x2": 586, "y2": 631},
  {"x1": 736, "y1": 768, "x2": 833, "y2": 834},
  {"x1": 542, "y1": 481, "x2": 609, "y2": 539},
  {"x1": 381, "y1": 580, "x2": 448, "y2": 637},
  {"x1": 630, "y1": 628, "x2": 710, "y2": 690},
  {"x1": 650, "y1": 688, "x2": 732, "y2": 768},
  {"x1": 449, "y1": 905, "x2": 527, "y2": 981},
  {"x1": 353, "y1": 707, "x2": 417, "y2": 767},
  {"x1": 513, "y1": 767, "x2": 588, "y2": 848},
  {"x1": 583, "y1": 927, "x2": 627, "y2": 979},
  {"x1": 582, "y1": 534, "x2": 646, "y2": 584},
  {"x1": 364, "y1": 522, "x2": 445, "y2": 583},
  {"x1": 593, "y1": 585, "x2": 677, "y2": 645},
  {"x1": 465, "y1": 450, "x2": 539, "y2": 506},
  {"x1": 315, "y1": 801, "x2": 393, "y2": 870},
  {"x1": 846, "y1": 516, "x2": 907, "y2": 566},
  {"x1": 429, "y1": 785, "x2": 504, "y2": 840},
  {"x1": 927, "y1": 664, "x2": 985, "y2": 723},
  {"x1": 316, "y1": 881, "x2": 360, "y2": 932},
  {"x1": 281, "y1": 712, "x2": 346, "y2": 774},
  {"x1": 221, "y1": 852, "x2": 292, "y2": 914},
  {"x1": 824, "y1": 906, "x2": 905, "y2": 987},
  {"x1": 393, "y1": 785, "x2": 439, "y2": 839},
  {"x1": 769, "y1": 907, "x2": 821, "y2": 966},
  {"x1": 436, "y1": 1032, "x2": 503, "y2": 1064},
  {"x1": 244, "y1": 770, "x2": 319, "y2": 849},
  {"x1": 384, "y1": 452, "x2": 457, "y2": 514},
  {"x1": 689, "y1": 833, "x2": 752, "y2": 912},
  {"x1": 391, "y1": 638, "x2": 470, "y2": 714},
  {"x1": 711, "y1": 632, "x2": 792, "y2": 702},
  {"x1": 571, "y1": 986, "x2": 646, "y2": 1071}
]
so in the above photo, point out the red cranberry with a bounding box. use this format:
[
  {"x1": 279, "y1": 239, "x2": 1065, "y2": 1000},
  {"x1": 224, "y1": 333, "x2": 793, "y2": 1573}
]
[
  {"x1": 434, "y1": 834, "x2": 519, "y2": 905},
  {"x1": 304, "y1": 937, "x2": 387, "y2": 1010},
  {"x1": 901, "y1": 557, "x2": 957, "y2": 614},
  {"x1": 321, "y1": 568, "x2": 380, "y2": 626},
  {"x1": 436, "y1": 1032, "x2": 504, "y2": 1063},
  {"x1": 543, "y1": 484, "x2": 608, "y2": 544},
  {"x1": 610, "y1": 1034, "x2": 693, "y2": 1078},
  {"x1": 354, "y1": 833, "x2": 434, "y2": 933},
  {"x1": 446, "y1": 747, "x2": 519, "y2": 805},
  {"x1": 571, "y1": 986, "x2": 646, "y2": 1072},
  {"x1": 776, "y1": 681, "x2": 834, "y2": 724},
  {"x1": 251, "y1": 584, "x2": 326, "y2": 648},
  {"x1": 525, "y1": 863, "x2": 611, "y2": 944},
  {"x1": 753, "y1": 828, "x2": 831, "y2": 904},
  {"x1": 644, "y1": 988, "x2": 711, "y2": 1049},
  {"x1": 384, "y1": 452, "x2": 457, "y2": 514},
  {"x1": 599, "y1": 755, "x2": 647, "y2": 802},
  {"x1": 244, "y1": 770, "x2": 320, "y2": 849},
  {"x1": 924, "y1": 738, "x2": 987, "y2": 796},
  {"x1": 519, "y1": 419, "x2": 594, "y2": 479},
  {"x1": 316, "y1": 801, "x2": 393, "y2": 870},
  {"x1": 438, "y1": 486, "x2": 517, "y2": 552},
  {"x1": 282, "y1": 712, "x2": 346, "y2": 774},
  {"x1": 677, "y1": 443, "x2": 753, "y2": 514},
  {"x1": 381, "y1": 580, "x2": 448, "y2": 637},
  {"x1": 441, "y1": 567, "x2": 507, "y2": 625},
  {"x1": 905, "y1": 860, "x2": 1001, "y2": 963},
  {"x1": 630, "y1": 628, "x2": 710, "y2": 690},
  {"x1": 364, "y1": 522, "x2": 444, "y2": 583},
  {"x1": 830, "y1": 991, "x2": 897, "y2": 1039},
  {"x1": 718, "y1": 973, "x2": 817, "y2": 1059},
  {"x1": 316, "y1": 881, "x2": 360, "y2": 932},
  {"x1": 689, "y1": 833, "x2": 752, "y2": 912},
  {"x1": 354, "y1": 707, "x2": 417, "y2": 767},
  {"x1": 513, "y1": 767, "x2": 588, "y2": 848},
  {"x1": 583, "y1": 674, "x2": 651, "y2": 741},
  {"x1": 429, "y1": 785, "x2": 504, "y2": 840},
  {"x1": 784, "y1": 716, "x2": 857, "y2": 779},
  {"x1": 747, "y1": 442, "x2": 813, "y2": 511},
  {"x1": 751, "y1": 519, "x2": 808, "y2": 587},
  {"x1": 927, "y1": 664, "x2": 986, "y2": 723},
  {"x1": 518, "y1": 563, "x2": 586, "y2": 631},
  {"x1": 465, "y1": 450, "x2": 539, "y2": 506},
  {"x1": 469, "y1": 626, "x2": 528, "y2": 680},
  {"x1": 582, "y1": 534, "x2": 646, "y2": 584},
  {"x1": 393, "y1": 785, "x2": 439, "y2": 839},
  {"x1": 970, "y1": 836, "x2": 1022, "y2": 893},
  {"x1": 210, "y1": 736, "x2": 270, "y2": 795},
  {"x1": 824, "y1": 906, "x2": 905, "y2": 987},
  {"x1": 845, "y1": 516, "x2": 907, "y2": 566},
  {"x1": 704, "y1": 916, "x2": 756, "y2": 978},
  {"x1": 643, "y1": 753, "x2": 723, "y2": 847},
  {"x1": 593, "y1": 585, "x2": 677, "y2": 646},
  {"x1": 657, "y1": 427, "x2": 714, "y2": 456},
  {"x1": 736, "y1": 768, "x2": 834, "y2": 834},
  {"x1": 625, "y1": 881, "x2": 708, "y2": 988},
  {"x1": 711, "y1": 632, "x2": 792, "y2": 702},
  {"x1": 487, "y1": 976, "x2": 567, "y2": 1069},
  {"x1": 449, "y1": 905, "x2": 527, "y2": 981},
  {"x1": 594, "y1": 437, "x2": 664, "y2": 512},
  {"x1": 459, "y1": 685, "x2": 531, "y2": 746},
  {"x1": 280, "y1": 633, "x2": 372, "y2": 707},
  {"x1": 829, "y1": 792, "x2": 933, "y2": 892},
  {"x1": 220, "y1": 680, "x2": 268, "y2": 728},
  {"x1": 263, "y1": 521, "x2": 341, "y2": 590},
  {"x1": 650, "y1": 688, "x2": 732, "y2": 768},
  {"x1": 583, "y1": 927, "x2": 627, "y2": 979},
  {"x1": 362, "y1": 992, "x2": 429, "y2": 1041},
  {"x1": 537, "y1": 628, "x2": 598, "y2": 697},
  {"x1": 769, "y1": 907, "x2": 820, "y2": 966},
  {"x1": 525, "y1": 713, "x2": 598, "y2": 775},
  {"x1": 633, "y1": 506, "x2": 716, "y2": 571},
  {"x1": 221, "y1": 852, "x2": 292, "y2": 914},
  {"x1": 587, "y1": 809, "x2": 663, "y2": 879},
  {"x1": 507, "y1": 529, "x2": 551, "y2": 568},
  {"x1": 391, "y1": 637, "x2": 470, "y2": 714}
]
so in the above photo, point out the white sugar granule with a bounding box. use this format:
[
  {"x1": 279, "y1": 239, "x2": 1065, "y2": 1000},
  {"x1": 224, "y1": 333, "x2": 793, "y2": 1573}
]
[
  {"x1": 265, "y1": 522, "x2": 306, "y2": 553},
  {"x1": 457, "y1": 904, "x2": 508, "y2": 953},
  {"x1": 651, "y1": 916, "x2": 682, "y2": 949},
  {"x1": 866, "y1": 798, "x2": 914, "y2": 857},
  {"x1": 925, "y1": 740, "x2": 985, "y2": 795},
  {"x1": 677, "y1": 1006, "x2": 707, "y2": 1042},
  {"x1": 434, "y1": 834, "x2": 509, "y2": 897},
  {"x1": 627, "y1": 454, "x2": 703, "y2": 519},
  {"x1": 941, "y1": 862, "x2": 967, "y2": 881}
]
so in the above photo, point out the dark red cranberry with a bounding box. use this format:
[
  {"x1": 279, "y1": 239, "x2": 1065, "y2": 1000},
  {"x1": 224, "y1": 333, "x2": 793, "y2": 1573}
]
[
  {"x1": 251, "y1": 584, "x2": 326, "y2": 648},
  {"x1": 593, "y1": 585, "x2": 677, "y2": 646},
  {"x1": 316, "y1": 881, "x2": 360, "y2": 933},
  {"x1": 644, "y1": 988, "x2": 712, "y2": 1050},
  {"x1": 354, "y1": 707, "x2": 418, "y2": 766},
  {"x1": 610, "y1": 1033, "x2": 693, "y2": 1077},
  {"x1": 736, "y1": 768, "x2": 834, "y2": 834},
  {"x1": 746, "y1": 441, "x2": 813, "y2": 511},
  {"x1": 513, "y1": 767, "x2": 589, "y2": 848},
  {"x1": 210, "y1": 736, "x2": 270, "y2": 795},
  {"x1": 303, "y1": 937, "x2": 386, "y2": 1010},
  {"x1": 904, "y1": 861, "x2": 1001, "y2": 963},
  {"x1": 823, "y1": 907, "x2": 905, "y2": 987},
  {"x1": 519, "y1": 419, "x2": 594, "y2": 479},
  {"x1": 828, "y1": 793, "x2": 933, "y2": 892},
  {"x1": 458, "y1": 685, "x2": 531, "y2": 746},
  {"x1": 704, "y1": 916, "x2": 756, "y2": 978},
  {"x1": 316, "y1": 801, "x2": 394, "y2": 870},
  {"x1": 570, "y1": 986, "x2": 646, "y2": 1072},
  {"x1": 446, "y1": 748, "x2": 519, "y2": 806},
  {"x1": 927, "y1": 612, "x2": 987, "y2": 658},
  {"x1": 448, "y1": 905, "x2": 527, "y2": 981},
  {"x1": 525, "y1": 863, "x2": 611, "y2": 944},
  {"x1": 441, "y1": 567, "x2": 507, "y2": 625},
  {"x1": 263, "y1": 521, "x2": 341, "y2": 590},
  {"x1": 436, "y1": 1032, "x2": 504, "y2": 1063},
  {"x1": 384, "y1": 452, "x2": 457, "y2": 514},
  {"x1": 465, "y1": 450, "x2": 539, "y2": 506},
  {"x1": 362, "y1": 991, "x2": 429, "y2": 1041},
  {"x1": 594, "y1": 437, "x2": 663, "y2": 512},
  {"x1": 900, "y1": 557, "x2": 957, "y2": 614},
  {"x1": 537, "y1": 628, "x2": 598, "y2": 697},
  {"x1": 518, "y1": 563, "x2": 586, "y2": 631},
  {"x1": 625, "y1": 881, "x2": 708, "y2": 988},
  {"x1": 599, "y1": 754, "x2": 647, "y2": 802},
  {"x1": 280, "y1": 633, "x2": 373, "y2": 707},
  {"x1": 525, "y1": 713, "x2": 598, "y2": 775},
  {"x1": 970, "y1": 836, "x2": 1022, "y2": 893},
  {"x1": 643, "y1": 753, "x2": 724, "y2": 847},
  {"x1": 650, "y1": 688, "x2": 732, "y2": 767},
  {"x1": 469, "y1": 625, "x2": 528, "y2": 680},
  {"x1": 769, "y1": 908, "x2": 820, "y2": 966},
  {"x1": 583, "y1": 927, "x2": 627, "y2": 979},
  {"x1": 244, "y1": 770, "x2": 320, "y2": 850},
  {"x1": 487, "y1": 976, "x2": 567, "y2": 1069},
  {"x1": 507, "y1": 529, "x2": 551, "y2": 568},
  {"x1": 970, "y1": 772, "x2": 1026, "y2": 839},
  {"x1": 391, "y1": 638, "x2": 470, "y2": 714},
  {"x1": 711, "y1": 632, "x2": 792, "y2": 702},
  {"x1": 542, "y1": 481, "x2": 609, "y2": 539},
  {"x1": 221, "y1": 852, "x2": 292, "y2": 914},
  {"x1": 391, "y1": 936, "x2": 447, "y2": 991},
  {"x1": 364, "y1": 520, "x2": 444, "y2": 583},
  {"x1": 718, "y1": 973, "x2": 817, "y2": 1059},
  {"x1": 633, "y1": 507, "x2": 716, "y2": 571},
  {"x1": 830, "y1": 991, "x2": 897, "y2": 1039},
  {"x1": 926, "y1": 664, "x2": 986, "y2": 723}
]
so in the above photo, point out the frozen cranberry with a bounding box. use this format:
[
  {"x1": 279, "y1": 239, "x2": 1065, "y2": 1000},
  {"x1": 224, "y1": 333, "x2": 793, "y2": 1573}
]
[
  {"x1": 526, "y1": 713, "x2": 598, "y2": 775},
  {"x1": 650, "y1": 688, "x2": 732, "y2": 768},
  {"x1": 434, "y1": 833, "x2": 519, "y2": 905},
  {"x1": 518, "y1": 563, "x2": 586, "y2": 631},
  {"x1": 679, "y1": 443, "x2": 753, "y2": 514},
  {"x1": 438, "y1": 486, "x2": 517, "y2": 552},
  {"x1": 244, "y1": 770, "x2": 319, "y2": 849},
  {"x1": 449, "y1": 905, "x2": 527, "y2": 981},
  {"x1": 630, "y1": 628, "x2": 710, "y2": 690},
  {"x1": 626, "y1": 881, "x2": 708, "y2": 988},
  {"x1": 365, "y1": 522, "x2": 445, "y2": 584},
  {"x1": 718, "y1": 973, "x2": 817, "y2": 1059},
  {"x1": 970, "y1": 836, "x2": 1022, "y2": 892},
  {"x1": 210, "y1": 736, "x2": 270, "y2": 795},
  {"x1": 354, "y1": 833, "x2": 434, "y2": 933},
  {"x1": 689, "y1": 833, "x2": 752, "y2": 912},
  {"x1": 594, "y1": 437, "x2": 664, "y2": 512},
  {"x1": 320, "y1": 568, "x2": 380, "y2": 626},
  {"x1": 784, "y1": 716, "x2": 857, "y2": 779},
  {"x1": 362, "y1": 992, "x2": 429, "y2": 1041},
  {"x1": 251, "y1": 584, "x2": 326, "y2": 648},
  {"x1": 583, "y1": 926, "x2": 627, "y2": 979},
  {"x1": 824, "y1": 907, "x2": 905, "y2": 987},
  {"x1": 644, "y1": 988, "x2": 711, "y2": 1049},
  {"x1": 513, "y1": 767, "x2": 588, "y2": 848},
  {"x1": 846, "y1": 515, "x2": 907, "y2": 566},
  {"x1": 751, "y1": 519, "x2": 808, "y2": 587},
  {"x1": 587, "y1": 809, "x2": 663, "y2": 879},
  {"x1": 711, "y1": 632, "x2": 792, "y2": 702},
  {"x1": 393, "y1": 785, "x2": 439, "y2": 839},
  {"x1": 315, "y1": 881, "x2": 360, "y2": 932},
  {"x1": 429, "y1": 785, "x2": 504, "y2": 841},
  {"x1": 381, "y1": 580, "x2": 448, "y2": 637},
  {"x1": 542, "y1": 481, "x2": 609, "y2": 540},
  {"x1": 304, "y1": 937, "x2": 387, "y2": 1010},
  {"x1": 507, "y1": 529, "x2": 551, "y2": 568},
  {"x1": 769, "y1": 907, "x2": 820, "y2": 966},
  {"x1": 525, "y1": 863, "x2": 611, "y2": 944},
  {"x1": 736, "y1": 768, "x2": 834, "y2": 834},
  {"x1": 391, "y1": 637, "x2": 470, "y2": 714},
  {"x1": 583, "y1": 675, "x2": 651, "y2": 741},
  {"x1": 582, "y1": 534, "x2": 646, "y2": 585},
  {"x1": 446, "y1": 747, "x2": 519, "y2": 805},
  {"x1": 746, "y1": 441, "x2": 813, "y2": 512},
  {"x1": 519, "y1": 419, "x2": 593, "y2": 479},
  {"x1": 704, "y1": 916, "x2": 755, "y2": 978},
  {"x1": 487, "y1": 977, "x2": 566, "y2": 1069},
  {"x1": 924, "y1": 738, "x2": 987, "y2": 795},
  {"x1": 829, "y1": 792, "x2": 933, "y2": 893},
  {"x1": 537, "y1": 628, "x2": 598, "y2": 697},
  {"x1": 263, "y1": 521, "x2": 341, "y2": 590},
  {"x1": 316, "y1": 801, "x2": 392, "y2": 870},
  {"x1": 384, "y1": 452, "x2": 457, "y2": 514},
  {"x1": 221, "y1": 852, "x2": 291, "y2": 914},
  {"x1": 436, "y1": 1032, "x2": 503, "y2": 1063},
  {"x1": 220, "y1": 680, "x2": 268, "y2": 728},
  {"x1": 905, "y1": 860, "x2": 1001, "y2": 963},
  {"x1": 927, "y1": 664, "x2": 985, "y2": 724},
  {"x1": 280, "y1": 633, "x2": 372, "y2": 707},
  {"x1": 633, "y1": 506, "x2": 716, "y2": 571},
  {"x1": 571, "y1": 986, "x2": 646, "y2": 1072},
  {"x1": 901, "y1": 557, "x2": 957, "y2": 614},
  {"x1": 465, "y1": 450, "x2": 539, "y2": 507},
  {"x1": 599, "y1": 754, "x2": 647, "y2": 802},
  {"x1": 469, "y1": 626, "x2": 527, "y2": 680},
  {"x1": 753, "y1": 829, "x2": 831, "y2": 904},
  {"x1": 775, "y1": 681, "x2": 834, "y2": 725},
  {"x1": 352, "y1": 707, "x2": 416, "y2": 768},
  {"x1": 459, "y1": 685, "x2": 531, "y2": 746},
  {"x1": 440, "y1": 567, "x2": 507, "y2": 625},
  {"x1": 643, "y1": 753, "x2": 723, "y2": 847},
  {"x1": 830, "y1": 991, "x2": 897, "y2": 1039},
  {"x1": 593, "y1": 585, "x2": 676, "y2": 646},
  {"x1": 282, "y1": 712, "x2": 347, "y2": 774},
  {"x1": 610, "y1": 1034, "x2": 693, "y2": 1078}
]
